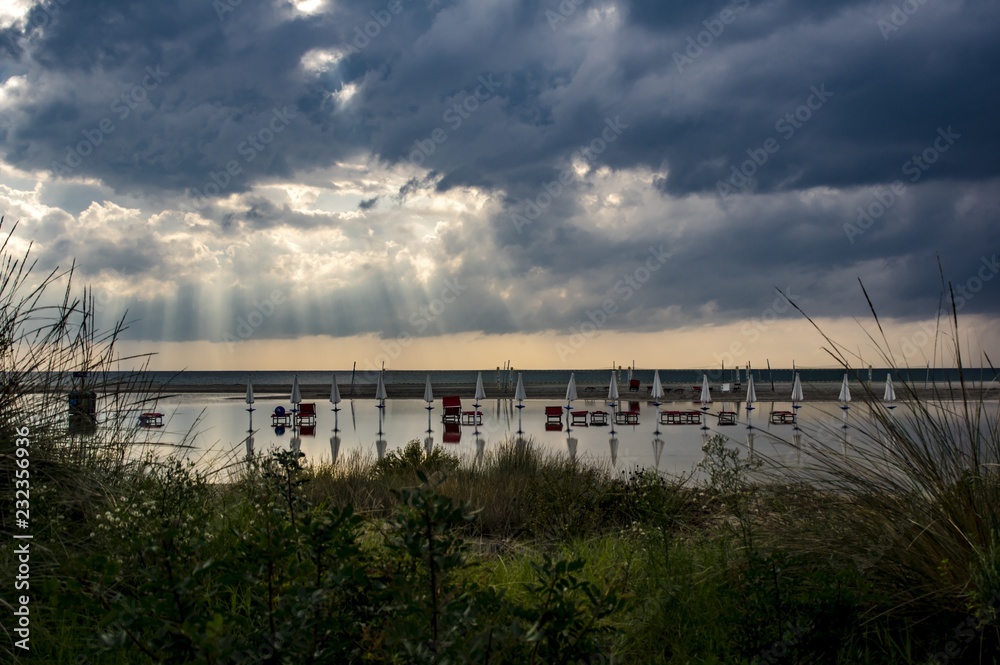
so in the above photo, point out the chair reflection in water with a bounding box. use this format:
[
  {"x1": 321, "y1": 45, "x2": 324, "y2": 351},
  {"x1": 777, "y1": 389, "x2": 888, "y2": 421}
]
[
  {"x1": 717, "y1": 411, "x2": 738, "y2": 426},
  {"x1": 443, "y1": 423, "x2": 462, "y2": 443},
  {"x1": 769, "y1": 410, "x2": 796, "y2": 425},
  {"x1": 659, "y1": 410, "x2": 702, "y2": 425},
  {"x1": 589, "y1": 410, "x2": 609, "y2": 426}
]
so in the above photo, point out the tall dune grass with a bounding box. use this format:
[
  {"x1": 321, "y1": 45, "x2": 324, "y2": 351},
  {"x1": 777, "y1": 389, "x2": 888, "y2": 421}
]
[
  {"x1": 0, "y1": 218, "x2": 160, "y2": 662},
  {"x1": 758, "y1": 281, "x2": 1000, "y2": 644},
  {"x1": 288, "y1": 437, "x2": 696, "y2": 543}
]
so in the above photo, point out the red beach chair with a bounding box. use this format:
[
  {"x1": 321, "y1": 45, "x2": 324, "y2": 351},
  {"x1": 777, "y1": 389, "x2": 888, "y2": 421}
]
[
  {"x1": 615, "y1": 402, "x2": 640, "y2": 425},
  {"x1": 297, "y1": 402, "x2": 317, "y2": 425},
  {"x1": 138, "y1": 412, "x2": 163, "y2": 427},
  {"x1": 442, "y1": 396, "x2": 462, "y2": 424},
  {"x1": 545, "y1": 406, "x2": 563, "y2": 424}
]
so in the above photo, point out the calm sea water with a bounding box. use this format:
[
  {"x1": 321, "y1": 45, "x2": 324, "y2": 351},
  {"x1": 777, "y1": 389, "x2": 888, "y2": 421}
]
[{"x1": 111, "y1": 393, "x2": 911, "y2": 476}]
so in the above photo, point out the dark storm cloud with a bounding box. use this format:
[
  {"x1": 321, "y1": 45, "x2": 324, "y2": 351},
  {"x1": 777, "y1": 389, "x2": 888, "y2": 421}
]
[
  {"x1": 3, "y1": 0, "x2": 999, "y2": 342},
  {"x1": 4, "y1": 0, "x2": 997, "y2": 196}
]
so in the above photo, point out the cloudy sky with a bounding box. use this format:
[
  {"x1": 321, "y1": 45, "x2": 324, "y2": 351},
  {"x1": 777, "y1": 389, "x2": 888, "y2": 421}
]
[{"x1": 1, "y1": 0, "x2": 998, "y2": 371}]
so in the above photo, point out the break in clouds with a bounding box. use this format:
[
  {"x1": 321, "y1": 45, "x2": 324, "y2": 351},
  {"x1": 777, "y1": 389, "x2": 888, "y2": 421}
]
[{"x1": 0, "y1": 0, "x2": 998, "y2": 346}]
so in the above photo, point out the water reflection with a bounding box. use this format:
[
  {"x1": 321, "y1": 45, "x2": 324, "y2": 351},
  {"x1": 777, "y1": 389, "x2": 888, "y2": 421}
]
[{"x1": 94, "y1": 394, "x2": 998, "y2": 477}]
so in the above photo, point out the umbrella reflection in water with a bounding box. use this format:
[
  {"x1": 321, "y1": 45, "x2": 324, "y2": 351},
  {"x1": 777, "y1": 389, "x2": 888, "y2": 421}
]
[
  {"x1": 329, "y1": 432, "x2": 341, "y2": 465},
  {"x1": 475, "y1": 433, "x2": 486, "y2": 464}
]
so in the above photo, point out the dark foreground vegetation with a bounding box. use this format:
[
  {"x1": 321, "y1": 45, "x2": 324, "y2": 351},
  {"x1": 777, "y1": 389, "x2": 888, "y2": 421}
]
[{"x1": 2, "y1": 219, "x2": 999, "y2": 663}]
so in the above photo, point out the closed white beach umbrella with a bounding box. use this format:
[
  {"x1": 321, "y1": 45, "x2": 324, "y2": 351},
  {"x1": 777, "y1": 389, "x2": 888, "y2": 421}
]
[
  {"x1": 375, "y1": 371, "x2": 387, "y2": 403},
  {"x1": 745, "y1": 374, "x2": 757, "y2": 430},
  {"x1": 839, "y1": 373, "x2": 851, "y2": 438},
  {"x1": 700, "y1": 373, "x2": 712, "y2": 430},
  {"x1": 474, "y1": 372, "x2": 487, "y2": 403},
  {"x1": 473, "y1": 371, "x2": 486, "y2": 434},
  {"x1": 514, "y1": 372, "x2": 526, "y2": 434},
  {"x1": 423, "y1": 373, "x2": 434, "y2": 434},
  {"x1": 745, "y1": 373, "x2": 757, "y2": 406},
  {"x1": 330, "y1": 375, "x2": 342, "y2": 407},
  {"x1": 565, "y1": 372, "x2": 578, "y2": 423},
  {"x1": 883, "y1": 373, "x2": 896, "y2": 405},
  {"x1": 791, "y1": 373, "x2": 804, "y2": 403},
  {"x1": 423, "y1": 373, "x2": 434, "y2": 405},
  {"x1": 651, "y1": 370, "x2": 664, "y2": 401},
  {"x1": 651, "y1": 370, "x2": 665, "y2": 436},
  {"x1": 245, "y1": 375, "x2": 256, "y2": 435},
  {"x1": 290, "y1": 375, "x2": 302, "y2": 407},
  {"x1": 565, "y1": 372, "x2": 579, "y2": 403},
  {"x1": 839, "y1": 373, "x2": 851, "y2": 404},
  {"x1": 515, "y1": 372, "x2": 526, "y2": 402},
  {"x1": 790, "y1": 371, "x2": 804, "y2": 430},
  {"x1": 607, "y1": 373, "x2": 619, "y2": 431}
]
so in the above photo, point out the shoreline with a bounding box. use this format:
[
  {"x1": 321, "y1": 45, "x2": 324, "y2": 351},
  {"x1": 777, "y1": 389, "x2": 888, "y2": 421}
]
[{"x1": 146, "y1": 381, "x2": 999, "y2": 403}]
